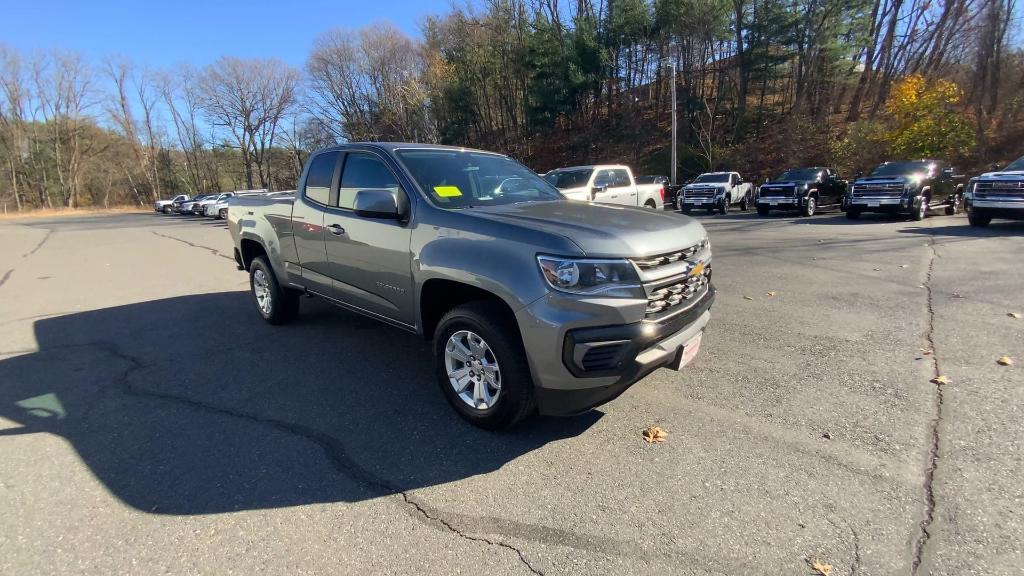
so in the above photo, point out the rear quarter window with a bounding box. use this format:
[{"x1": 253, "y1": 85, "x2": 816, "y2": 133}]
[{"x1": 303, "y1": 151, "x2": 339, "y2": 205}]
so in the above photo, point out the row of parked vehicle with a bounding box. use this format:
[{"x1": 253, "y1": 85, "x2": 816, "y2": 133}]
[
  {"x1": 154, "y1": 190, "x2": 292, "y2": 219},
  {"x1": 542, "y1": 155, "x2": 1024, "y2": 226}
]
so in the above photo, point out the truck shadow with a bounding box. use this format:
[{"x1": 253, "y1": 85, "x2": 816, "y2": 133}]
[
  {"x1": 898, "y1": 221, "x2": 1024, "y2": 237},
  {"x1": 0, "y1": 293, "x2": 599, "y2": 515}
]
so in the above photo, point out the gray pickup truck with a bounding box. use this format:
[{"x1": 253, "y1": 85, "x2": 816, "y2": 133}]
[{"x1": 228, "y1": 143, "x2": 714, "y2": 429}]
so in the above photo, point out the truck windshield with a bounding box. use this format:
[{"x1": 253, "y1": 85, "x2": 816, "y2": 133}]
[
  {"x1": 398, "y1": 149, "x2": 565, "y2": 208},
  {"x1": 544, "y1": 169, "x2": 593, "y2": 189},
  {"x1": 1003, "y1": 156, "x2": 1024, "y2": 171},
  {"x1": 775, "y1": 169, "x2": 820, "y2": 181},
  {"x1": 870, "y1": 161, "x2": 931, "y2": 177},
  {"x1": 694, "y1": 174, "x2": 730, "y2": 183}
]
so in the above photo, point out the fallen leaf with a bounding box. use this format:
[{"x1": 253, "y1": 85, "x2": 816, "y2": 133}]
[
  {"x1": 997, "y1": 356, "x2": 1013, "y2": 366},
  {"x1": 743, "y1": 295, "x2": 754, "y2": 300},
  {"x1": 952, "y1": 292, "x2": 964, "y2": 299},
  {"x1": 920, "y1": 349, "x2": 933, "y2": 356},
  {"x1": 808, "y1": 558, "x2": 833, "y2": 576},
  {"x1": 766, "y1": 291, "x2": 777, "y2": 297},
  {"x1": 873, "y1": 268, "x2": 881, "y2": 271},
  {"x1": 931, "y1": 375, "x2": 950, "y2": 385},
  {"x1": 817, "y1": 239, "x2": 824, "y2": 243},
  {"x1": 900, "y1": 264, "x2": 909, "y2": 268},
  {"x1": 1009, "y1": 312, "x2": 1021, "y2": 319},
  {"x1": 642, "y1": 426, "x2": 668, "y2": 444},
  {"x1": 919, "y1": 285, "x2": 926, "y2": 289}
]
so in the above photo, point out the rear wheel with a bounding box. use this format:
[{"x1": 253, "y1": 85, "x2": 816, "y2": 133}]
[
  {"x1": 968, "y1": 209, "x2": 992, "y2": 227},
  {"x1": 218, "y1": 208, "x2": 227, "y2": 219},
  {"x1": 249, "y1": 256, "x2": 300, "y2": 325},
  {"x1": 644, "y1": 199, "x2": 657, "y2": 209},
  {"x1": 434, "y1": 301, "x2": 536, "y2": 430},
  {"x1": 718, "y1": 197, "x2": 729, "y2": 215},
  {"x1": 945, "y1": 192, "x2": 962, "y2": 215},
  {"x1": 756, "y1": 206, "x2": 770, "y2": 216},
  {"x1": 739, "y1": 193, "x2": 749, "y2": 211}
]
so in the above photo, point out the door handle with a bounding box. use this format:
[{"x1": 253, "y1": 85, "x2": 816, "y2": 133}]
[{"x1": 327, "y1": 223, "x2": 345, "y2": 236}]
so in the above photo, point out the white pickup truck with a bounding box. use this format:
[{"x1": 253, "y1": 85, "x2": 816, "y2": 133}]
[
  {"x1": 543, "y1": 165, "x2": 665, "y2": 209},
  {"x1": 678, "y1": 172, "x2": 753, "y2": 214}
]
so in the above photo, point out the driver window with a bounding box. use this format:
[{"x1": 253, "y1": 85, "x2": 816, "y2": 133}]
[
  {"x1": 338, "y1": 152, "x2": 402, "y2": 209},
  {"x1": 594, "y1": 170, "x2": 613, "y2": 188},
  {"x1": 611, "y1": 169, "x2": 631, "y2": 187}
]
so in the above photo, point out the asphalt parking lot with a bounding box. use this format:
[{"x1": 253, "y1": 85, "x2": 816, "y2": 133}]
[{"x1": 0, "y1": 208, "x2": 1021, "y2": 575}]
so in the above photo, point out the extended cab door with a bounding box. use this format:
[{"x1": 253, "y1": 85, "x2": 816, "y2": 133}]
[
  {"x1": 322, "y1": 151, "x2": 415, "y2": 326},
  {"x1": 290, "y1": 149, "x2": 339, "y2": 296}
]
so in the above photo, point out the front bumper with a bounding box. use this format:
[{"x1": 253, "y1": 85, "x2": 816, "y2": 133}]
[
  {"x1": 518, "y1": 283, "x2": 715, "y2": 416},
  {"x1": 966, "y1": 198, "x2": 1024, "y2": 219},
  {"x1": 844, "y1": 196, "x2": 909, "y2": 213},
  {"x1": 757, "y1": 196, "x2": 800, "y2": 208}
]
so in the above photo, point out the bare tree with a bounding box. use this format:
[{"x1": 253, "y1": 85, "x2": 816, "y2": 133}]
[
  {"x1": 197, "y1": 57, "x2": 299, "y2": 190},
  {"x1": 106, "y1": 58, "x2": 163, "y2": 204}
]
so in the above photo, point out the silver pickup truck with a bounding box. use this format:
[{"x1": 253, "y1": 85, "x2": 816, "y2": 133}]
[{"x1": 228, "y1": 143, "x2": 714, "y2": 429}]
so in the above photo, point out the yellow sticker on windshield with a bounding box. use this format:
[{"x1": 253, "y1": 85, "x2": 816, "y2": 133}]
[{"x1": 434, "y1": 185, "x2": 462, "y2": 198}]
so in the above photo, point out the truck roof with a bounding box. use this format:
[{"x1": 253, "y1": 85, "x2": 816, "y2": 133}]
[{"x1": 548, "y1": 165, "x2": 630, "y2": 171}]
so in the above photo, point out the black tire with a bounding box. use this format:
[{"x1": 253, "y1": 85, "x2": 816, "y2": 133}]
[
  {"x1": 739, "y1": 193, "x2": 749, "y2": 211},
  {"x1": 718, "y1": 197, "x2": 729, "y2": 215},
  {"x1": 800, "y1": 195, "x2": 817, "y2": 217},
  {"x1": 163, "y1": 205, "x2": 171, "y2": 214},
  {"x1": 433, "y1": 301, "x2": 536, "y2": 430},
  {"x1": 968, "y1": 209, "x2": 992, "y2": 227},
  {"x1": 845, "y1": 209, "x2": 861, "y2": 220},
  {"x1": 644, "y1": 199, "x2": 657, "y2": 210},
  {"x1": 945, "y1": 192, "x2": 962, "y2": 216},
  {"x1": 911, "y1": 195, "x2": 929, "y2": 221},
  {"x1": 756, "y1": 206, "x2": 770, "y2": 216},
  {"x1": 249, "y1": 256, "x2": 300, "y2": 325},
  {"x1": 218, "y1": 208, "x2": 227, "y2": 220}
]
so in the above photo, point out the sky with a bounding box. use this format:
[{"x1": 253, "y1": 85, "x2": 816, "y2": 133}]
[{"x1": 0, "y1": 0, "x2": 454, "y2": 68}]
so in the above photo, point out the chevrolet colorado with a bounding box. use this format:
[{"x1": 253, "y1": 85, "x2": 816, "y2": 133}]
[
  {"x1": 965, "y1": 154, "x2": 1024, "y2": 226},
  {"x1": 229, "y1": 143, "x2": 714, "y2": 429}
]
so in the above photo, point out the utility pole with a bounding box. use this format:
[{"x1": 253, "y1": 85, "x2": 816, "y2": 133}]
[{"x1": 670, "y1": 60, "x2": 677, "y2": 186}]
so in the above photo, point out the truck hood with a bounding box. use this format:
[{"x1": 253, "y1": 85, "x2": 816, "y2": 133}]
[
  {"x1": 978, "y1": 170, "x2": 1024, "y2": 179},
  {"x1": 684, "y1": 183, "x2": 729, "y2": 190},
  {"x1": 853, "y1": 175, "x2": 913, "y2": 186},
  {"x1": 465, "y1": 201, "x2": 706, "y2": 257},
  {"x1": 763, "y1": 180, "x2": 812, "y2": 187}
]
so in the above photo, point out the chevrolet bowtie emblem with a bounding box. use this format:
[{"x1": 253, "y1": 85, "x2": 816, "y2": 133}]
[{"x1": 688, "y1": 261, "x2": 705, "y2": 277}]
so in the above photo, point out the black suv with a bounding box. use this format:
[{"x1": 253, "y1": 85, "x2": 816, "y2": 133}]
[
  {"x1": 844, "y1": 160, "x2": 965, "y2": 220},
  {"x1": 965, "y1": 155, "x2": 1024, "y2": 226},
  {"x1": 756, "y1": 167, "x2": 846, "y2": 217}
]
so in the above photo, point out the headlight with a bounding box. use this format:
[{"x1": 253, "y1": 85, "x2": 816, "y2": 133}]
[{"x1": 537, "y1": 256, "x2": 642, "y2": 297}]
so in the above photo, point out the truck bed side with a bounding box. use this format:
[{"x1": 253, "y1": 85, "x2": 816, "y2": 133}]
[{"x1": 228, "y1": 194, "x2": 298, "y2": 283}]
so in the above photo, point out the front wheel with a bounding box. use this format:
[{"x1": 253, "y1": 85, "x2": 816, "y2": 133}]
[
  {"x1": 968, "y1": 209, "x2": 992, "y2": 227},
  {"x1": 911, "y1": 195, "x2": 929, "y2": 221},
  {"x1": 800, "y1": 196, "x2": 817, "y2": 217},
  {"x1": 434, "y1": 301, "x2": 536, "y2": 430},
  {"x1": 163, "y1": 205, "x2": 171, "y2": 214},
  {"x1": 718, "y1": 198, "x2": 729, "y2": 215},
  {"x1": 218, "y1": 208, "x2": 227, "y2": 219},
  {"x1": 740, "y1": 194, "x2": 749, "y2": 211},
  {"x1": 250, "y1": 256, "x2": 300, "y2": 325}
]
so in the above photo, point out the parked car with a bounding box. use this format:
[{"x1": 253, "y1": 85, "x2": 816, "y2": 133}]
[
  {"x1": 843, "y1": 160, "x2": 965, "y2": 220},
  {"x1": 229, "y1": 143, "x2": 714, "y2": 429},
  {"x1": 964, "y1": 155, "x2": 1024, "y2": 226},
  {"x1": 210, "y1": 190, "x2": 290, "y2": 218},
  {"x1": 756, "y1": 167, "x2": 846, "y2": 217},
  {"x1": 677, "y1": 172, "x2": 753, "y2": 214},
  {"x1": 155, "y1": 194, "x2": 189, "y2": 214},
  {"x1": 179, "y1": 194, "x2": 216, "y2": 215},
  {"x1": 543, "y1": 165, "x2": 665, "y2": 209}
]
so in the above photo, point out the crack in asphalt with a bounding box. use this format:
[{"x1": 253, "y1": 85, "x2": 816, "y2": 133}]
[
  {"x1": 151, "y1": 231, "x2": 233, "y2": 261},
  {"x1": 22, "y1": 229, "x2": 53, "y2": 258},
  {"x1": 81, "y1": 340, "x2": 545, "y2": 575},
  {"x1": 911, "y1": 235, "x2": 944, "y2": 575},
  {"x1": 0, "y1": 269, "x2": 11, "y2": 289}
]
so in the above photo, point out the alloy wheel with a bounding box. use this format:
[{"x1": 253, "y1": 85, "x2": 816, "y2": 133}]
[
  {"x1": 444, "y1": 330, "x2": 501, "y2": 410},
  {"x1": 253, "y1": 269, "x2": 272, "y2": 315}
]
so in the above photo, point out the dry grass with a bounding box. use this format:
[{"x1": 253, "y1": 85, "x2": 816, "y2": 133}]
[{"x1": 0, "y1": 205, "x2": 147, "y2": 221}]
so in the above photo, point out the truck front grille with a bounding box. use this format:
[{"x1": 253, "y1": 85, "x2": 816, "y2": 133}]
[
  {"x1": 852, "y1": 183, "x2": 903, "y2": 197},
  {"x1": 682, "y1": 187, "x2": 717, "y2": 199},
  {"x1": 759, "y1": 186, "x2": 794, "y2": 198},
  {"x1": 631, "y1": 241, "x2": 708, "y2": 271},
  {"x1": 645, "y1": 269, "x2": 711, "y2": 318},
  {"x1": 975, "y1": 180, "x2": 1024, "y2": 198}
]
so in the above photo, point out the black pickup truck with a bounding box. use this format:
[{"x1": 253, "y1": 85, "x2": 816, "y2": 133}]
[
  {"x1": 843, "y1": 160, "x2": 965, "y2": 220},
  {"x1": 756, "y1": 167, "x2": 846, "y2": 217}
]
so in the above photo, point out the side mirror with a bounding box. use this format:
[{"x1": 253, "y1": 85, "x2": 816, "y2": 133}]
[
  {"x1": 353, "y1": 189, "x2": 404, "y2": 219},
  {"x1": 591, "y1": 185, "x2": 608, "y2": 199}
]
